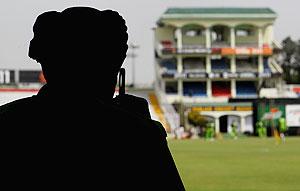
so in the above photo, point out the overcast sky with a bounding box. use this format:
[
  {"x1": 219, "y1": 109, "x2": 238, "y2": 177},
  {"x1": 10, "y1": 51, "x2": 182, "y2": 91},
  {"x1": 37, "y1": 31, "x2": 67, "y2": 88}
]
[{"x1": 0, "y1": 0, "x2": 299, "y2": 85}]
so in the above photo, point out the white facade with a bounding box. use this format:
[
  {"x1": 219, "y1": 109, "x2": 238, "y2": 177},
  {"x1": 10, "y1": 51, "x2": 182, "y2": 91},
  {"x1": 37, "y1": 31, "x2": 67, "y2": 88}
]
[{"x1": 154, "y1": 8, "x2": 282, "y2": 134}]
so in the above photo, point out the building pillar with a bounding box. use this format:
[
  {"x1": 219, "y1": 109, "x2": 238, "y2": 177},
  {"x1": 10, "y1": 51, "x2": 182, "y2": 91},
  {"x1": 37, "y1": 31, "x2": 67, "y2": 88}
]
[
  {"x1": 240, "y1": 116, "x2": 246, "y2": 133},
  {"x1": 177, "y1": 55, "x2": 183, "y2": 73},
  {"x1": 258, "y1": 55, "x2": 264, "y2": 73},
  {"x1": 266, "y1": 25, "x2": 273, "y2": 47},
  {"x1": 0, "y1": 70, "x2": 4, "y2": 84},
  {"x1": 214, "y1": 117, "x2": 220, "y2": 134},
  {"x1": 206, "y1": 55, "x2": 211, "y2": 73},
  {"x1": 277, "y1": 77, "x2": 283, "y2": 96},
  {"x1": 230, "y1": 55, "x2": 236, "y2": 73},
  {"x1": 258, "y1": 27, "x2": 263, "y2": 48},
  {"x1": 175, "y1": 28, "x2": 183, "y2": 50},
  {"x1": 207, "y1": 79, "x2": 212, "y2": 97},
  {"x1": 177, "y1": 55, "x2": 183, "y2": 97},
  {"x1": 184, "y1": 109, "x2": 191, "y2": 130},
  {"x1": 205, "y1": 27, "x2": 211, "y2": 49},
  {"x1": 231, "y1": 79, "x2": 236, "y2": 98},
  {"x1": 206, "y1": 54, "x2": 212, "y2": 98},
  {"x1": 0, "y1": 70, "x2": 11, "y2": 84},
  {"x1": 230, "y1": 27, "x2": 236, "y2": 48},
  {"x1": 257, "y1": 79, "x2": 263, "y2": 98},
  {"x1": 178, "y1": 80, "x2": 183, "y2": 97},
  {"x1": 269, "y1": 26, "x2": 274, "y2": 47},
  {"x1": 14, "y1": 69, "x2": 19, "y2": 85}
]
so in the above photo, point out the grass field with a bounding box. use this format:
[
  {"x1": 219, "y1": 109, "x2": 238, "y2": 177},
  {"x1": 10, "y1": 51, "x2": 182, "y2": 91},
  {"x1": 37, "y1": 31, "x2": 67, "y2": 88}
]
[{"x1": 168, "y1": 137, "x2": 300, "y2": 191}]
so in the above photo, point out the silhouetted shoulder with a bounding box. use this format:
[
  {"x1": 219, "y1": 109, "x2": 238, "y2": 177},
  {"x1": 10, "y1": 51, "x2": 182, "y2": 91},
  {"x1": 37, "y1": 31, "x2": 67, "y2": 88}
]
[{"x1": 0, "y1": 96, "x2": 38, "y2": 117}]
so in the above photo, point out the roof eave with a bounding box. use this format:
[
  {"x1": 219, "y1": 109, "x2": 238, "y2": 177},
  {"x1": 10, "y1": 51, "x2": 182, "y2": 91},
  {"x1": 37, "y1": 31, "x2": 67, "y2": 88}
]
[{"x1": 160, "y1": 13, "x2": 277, "y2": 20}]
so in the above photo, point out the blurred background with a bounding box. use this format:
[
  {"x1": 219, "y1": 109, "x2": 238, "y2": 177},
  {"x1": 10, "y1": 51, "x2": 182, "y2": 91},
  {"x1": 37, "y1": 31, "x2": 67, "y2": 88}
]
[{"x1": 1, "y1": 1, "x2": 300, "y2": 190}]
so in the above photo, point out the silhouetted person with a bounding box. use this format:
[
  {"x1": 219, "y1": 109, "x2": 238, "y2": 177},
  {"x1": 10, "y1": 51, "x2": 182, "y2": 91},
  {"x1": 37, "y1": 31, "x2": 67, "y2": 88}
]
[{"x1": 0, "y1": 7, "x2": 185, "y2": 190}]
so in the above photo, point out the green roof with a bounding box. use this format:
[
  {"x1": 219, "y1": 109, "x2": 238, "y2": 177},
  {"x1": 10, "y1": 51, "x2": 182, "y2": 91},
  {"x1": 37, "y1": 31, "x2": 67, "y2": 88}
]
[
  {"x1": 165, "y1": 7, "x2": 276, "y2": 15},
  {"x1": 160, "y1": 7, "x2": 277, "y2": 20}
]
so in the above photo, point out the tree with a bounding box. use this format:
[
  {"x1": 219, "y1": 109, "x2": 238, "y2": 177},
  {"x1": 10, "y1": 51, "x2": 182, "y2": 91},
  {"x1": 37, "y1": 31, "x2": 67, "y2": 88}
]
[
  {"x1": 280, "y1": 36, "x2": 300, "y2": 84},
  {"x1": 187, "y1": 111, "x2": 208, "y2": 127},
  {"x1": 282, "y1": 37, "x2": 297, "y2": 63}
]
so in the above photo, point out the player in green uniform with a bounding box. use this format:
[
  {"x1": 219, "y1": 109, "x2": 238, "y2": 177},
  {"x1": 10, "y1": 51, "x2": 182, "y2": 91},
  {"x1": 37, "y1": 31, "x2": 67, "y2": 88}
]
[
  {"x1": 278, "y1": 117, "x2": 287, "y2": 143},
  {"x1": 205, "y1": 122, "x2": 215, "y2": 141},
  {"x1": 230, "y1": 120, "x2": 238, "y2": 139},
  {"x1": 256, "y1": 120, "x2": 267, "y2": 138}
]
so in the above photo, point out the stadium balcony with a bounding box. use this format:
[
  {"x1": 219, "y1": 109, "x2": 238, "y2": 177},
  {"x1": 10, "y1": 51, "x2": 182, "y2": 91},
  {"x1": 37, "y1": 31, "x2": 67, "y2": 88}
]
[
  {"x1": 165, "y1": 81, "x2": 178, "y2": 94},
  {"x1": 211, "y1": 25, "x2": 231, "y2": 48},
  {"x1": 183, "y1": 82, "x2": 206, "y2": 97},
  {"x1": 156, "y1": 40, "x2": 210, "y2": 55},
  {"x1": 236, "y1": 81, "x2": 257, "y2": 98},
  {"x1": 235, "y1": 42, "x2": 258, "y2": 48},
  {"x1": 183, "y1": 58, "x2": 206, "y2": 73},
  {"x1": 236, "y1": 63, "x2": 258, "y2": 73},
  {"x1": 156, "y1": 40, "x2": 177, "y2": 56},
  {"x1": 178, "y1": 45, "x2": 210, "y2": 54},
  {"x1": 211, "y1": 41, "x2": 230, "y2": 48},
  {"x1": 180, "y1": 24, "x2": 208, "y2": 54},
  {"x1": 235, "y1": 24, "x2": 259, "y2": 47},
  {"x1": 159, "y1": 59, "x2": 177, "y2": 78},
  {"x1": 212, "y1": 81, "x2": 231, "y2": 97},
  {"x1": 160, "y1": 59, "x2": 177, "y2": 70},
  {"x1": 211, "y1": 58, "x2": 231, "y2": 72},
  {"x1": 236, "y1": 56, "x2": 258, "y2": 73}
]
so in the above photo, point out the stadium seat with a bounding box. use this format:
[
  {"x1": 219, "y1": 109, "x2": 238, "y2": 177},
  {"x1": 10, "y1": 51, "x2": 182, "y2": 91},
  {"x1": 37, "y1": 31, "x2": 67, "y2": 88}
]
[
  {"x1": 236, "y1": 81, "x2": 257, "y2": 97},
  {"x1": 160, "y1": 59, "x2": 177, "y2": 73},
  {"x1": 211, "y1": 58, "x2": 230, "y2": 72},
  {"x1": 160, "y1": 40, "x2": 175, "y2": 54},
  {"x1": 165, "y1": 82, "x2": 178, "y2": 94},
  {"x1": 236, "y1": 57, "x2": 258, "y2": 72},
  {"x1": 183, "y1": 58, "x2": 206, "y2": 73},
  {"x1": 183, "y1": 82, "x2": 206, "y2": 96},
  {"x1": 212, "y1": 82, "x2": 231, "y2": 96}
]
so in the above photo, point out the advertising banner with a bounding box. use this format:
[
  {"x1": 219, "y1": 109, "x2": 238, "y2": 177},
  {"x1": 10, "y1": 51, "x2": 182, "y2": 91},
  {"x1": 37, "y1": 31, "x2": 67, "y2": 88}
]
[{"x1": 286, "y1": 105, "x2": 300, "y2": 127}]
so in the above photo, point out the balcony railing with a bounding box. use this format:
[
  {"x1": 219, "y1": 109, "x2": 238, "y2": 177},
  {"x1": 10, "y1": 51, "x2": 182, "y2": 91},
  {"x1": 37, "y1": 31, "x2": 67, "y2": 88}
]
[
  {"x1": 157, "y1": 40, "x2": 273, "y2": 56},
  {"x1": 235, "y1": 42, "x2": 258, "y2": 47},
  {"x1": 211, "y1": 41, "x2": 230, "y2": 48}
]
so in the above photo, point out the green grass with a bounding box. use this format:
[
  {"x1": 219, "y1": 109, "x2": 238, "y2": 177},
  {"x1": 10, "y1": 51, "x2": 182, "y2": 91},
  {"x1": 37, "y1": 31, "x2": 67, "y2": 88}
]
[{"x1": 168, "y1": 137, "x2": 300, "y2": 191}]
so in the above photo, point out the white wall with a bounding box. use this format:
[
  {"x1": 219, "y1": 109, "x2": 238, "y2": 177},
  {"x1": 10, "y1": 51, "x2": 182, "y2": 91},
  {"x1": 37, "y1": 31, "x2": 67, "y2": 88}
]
[{"x1": 0, "y1": 91, "x2": 38, "y2": 106}]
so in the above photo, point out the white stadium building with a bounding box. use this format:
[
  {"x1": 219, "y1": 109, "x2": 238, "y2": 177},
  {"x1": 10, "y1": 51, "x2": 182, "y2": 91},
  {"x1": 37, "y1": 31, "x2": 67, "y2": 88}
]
[{"x1": 153, "y1": 7, "x2": 284, "y2": 134}]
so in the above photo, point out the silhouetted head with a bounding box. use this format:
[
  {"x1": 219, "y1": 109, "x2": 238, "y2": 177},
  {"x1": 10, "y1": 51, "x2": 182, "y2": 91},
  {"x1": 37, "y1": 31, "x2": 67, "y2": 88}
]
[{"x1": 29, "y1": 6, "x2": 128, "y2": 100}]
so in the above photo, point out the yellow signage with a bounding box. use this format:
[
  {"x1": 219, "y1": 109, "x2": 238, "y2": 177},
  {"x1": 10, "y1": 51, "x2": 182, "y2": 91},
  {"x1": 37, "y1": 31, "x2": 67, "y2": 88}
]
[
  {"x1": 214, "y1": 106, "x2": 235, "y2": 111},
  {"x1": 236, "y1": 106, "x2": 253, "y2": 111},
  {"x1": 191, "y1": 107, "x2": 213, "y2": 112},
  {"x1": 191, "y1": 106, "x2": 252, "y2": 111}
]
